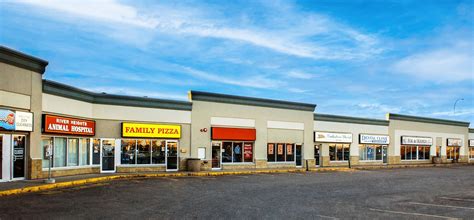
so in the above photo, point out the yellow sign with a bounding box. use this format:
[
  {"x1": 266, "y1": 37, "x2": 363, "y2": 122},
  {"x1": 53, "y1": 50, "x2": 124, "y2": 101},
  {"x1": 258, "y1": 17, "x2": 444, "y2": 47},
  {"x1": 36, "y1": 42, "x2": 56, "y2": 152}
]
[{"x1": 122, "y1": 123, "x2": 181, "y2": 138}]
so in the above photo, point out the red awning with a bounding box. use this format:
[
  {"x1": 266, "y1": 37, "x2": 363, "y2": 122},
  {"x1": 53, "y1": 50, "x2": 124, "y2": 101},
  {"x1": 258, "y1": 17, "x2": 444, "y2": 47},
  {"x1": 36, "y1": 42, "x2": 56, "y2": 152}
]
[{"x1": 211, "y1": 127, "x2": 256, "y2": 141}]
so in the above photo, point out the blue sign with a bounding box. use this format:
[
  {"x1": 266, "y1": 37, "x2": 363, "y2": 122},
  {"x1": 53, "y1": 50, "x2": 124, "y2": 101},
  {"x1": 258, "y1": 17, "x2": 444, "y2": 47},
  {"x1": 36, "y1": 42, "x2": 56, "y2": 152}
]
[{"x1": 0, "y1": 109, "x2": 16, "y2": 130}]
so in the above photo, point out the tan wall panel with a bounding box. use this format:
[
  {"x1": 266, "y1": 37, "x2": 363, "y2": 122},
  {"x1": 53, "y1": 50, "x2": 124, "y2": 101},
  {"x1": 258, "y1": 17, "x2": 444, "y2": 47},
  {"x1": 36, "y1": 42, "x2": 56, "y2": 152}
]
[
  {"x1": 191, "y1": 100, "x2": 314, "y2": 162},
  {"x1": 0, "y1": 90, "x2": 31, "y2": 110},
  {"x1": 267, "y1": 129, "x2": 303, "y2": 143},
  {"x1": 42, "y1": 94, "x2": 93, "y2": 118},
  {"x1": 0, "y1": 63, "x2": 33, "y2": 95},
  {"x1": 314, "y1": 120, "x2": 388, "y2": 156}
]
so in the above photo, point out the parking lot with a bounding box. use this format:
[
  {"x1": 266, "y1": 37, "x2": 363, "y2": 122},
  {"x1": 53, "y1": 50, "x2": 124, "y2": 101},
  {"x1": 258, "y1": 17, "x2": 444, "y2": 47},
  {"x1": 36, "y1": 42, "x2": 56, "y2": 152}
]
[{"x1": 0, "y1": 166, "x2": 473, "y2": 219}]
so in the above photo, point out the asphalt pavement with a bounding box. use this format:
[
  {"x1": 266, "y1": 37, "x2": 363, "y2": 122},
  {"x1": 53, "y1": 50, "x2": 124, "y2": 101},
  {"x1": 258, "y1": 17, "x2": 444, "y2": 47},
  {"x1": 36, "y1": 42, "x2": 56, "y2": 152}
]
[{"x1": 0, "y1": 166, "x2": 473, "y2": 219}]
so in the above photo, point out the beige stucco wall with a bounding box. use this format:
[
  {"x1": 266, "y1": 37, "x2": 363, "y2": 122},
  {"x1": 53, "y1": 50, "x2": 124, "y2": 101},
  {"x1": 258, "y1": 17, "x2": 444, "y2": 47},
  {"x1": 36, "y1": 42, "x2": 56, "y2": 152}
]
[
  {"x1": 0, "y1": 62, "x2": 43, "y2": 179},
  {"x1": 314, "y1": 120, "x2": 388, "y2": 157},
  {"x1": 388, "y1": 119, "x2": 469, "y2": 164},
  {"x1": 191, "y1": 100, "x2": 314, "y2": 165},
  {"x1": 267, "y1": 128, "x2": 303, "y2": 143},
  {"x1": 43, "y1": 94, "x2": 191, "y2": 124}
]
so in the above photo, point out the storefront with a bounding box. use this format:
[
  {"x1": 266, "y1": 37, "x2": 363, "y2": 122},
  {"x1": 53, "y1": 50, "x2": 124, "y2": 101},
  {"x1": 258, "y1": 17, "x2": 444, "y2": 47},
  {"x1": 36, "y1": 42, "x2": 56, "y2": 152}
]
[
  {"x1": 40, "y1": 114, "x2": 98, "y2": 176},
  {"x1": 400, "y1": 136, "x2": 432, "y2": 161},
  {"x1": 0, "y1": 109, "x2": 33, "y2": 181},
  {"x1": 359, "y1": 134, "x2": 389, "y2": 163},
  {"x1": 446, "y1": 138, "x2": 462, "y2": 161},
  {"x1": 119, "y1": 122, "x2": 181, "y2": 172},
  {"x1": 210, "y1": 127, "x2": 255, "y2": 170},
  {"x1": 315, "y1": 131, "x2": 352, "y2": 166}
]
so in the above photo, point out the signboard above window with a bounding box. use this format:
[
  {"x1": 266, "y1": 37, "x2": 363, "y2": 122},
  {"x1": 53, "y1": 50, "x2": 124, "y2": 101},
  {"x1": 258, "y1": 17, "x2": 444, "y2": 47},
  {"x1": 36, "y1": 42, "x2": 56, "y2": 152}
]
[
  {"x1": 43, "y1": 114, "x2": 95, "y2": 136},
  {"x1": 401, "y1": 136, "x2": 432, "y2": 145},
  {"x1": 0, "y1": 109, "x2": 33, "y2": 131},
  {"x1": 360, "y1": 134, "x2": 390, "y2": 145},
  {"x1": 314, "y1": 132, "x2": 352, "y2": 143},
  {"x1": 122, "y1": 123, "x2": 181, "y2": 138},
  {"x1": 447, "y1": 138, "x2": 462, "y2": 147},
  {"x1": 469, "y1": 140, "x2": 474, "y2": 147}
]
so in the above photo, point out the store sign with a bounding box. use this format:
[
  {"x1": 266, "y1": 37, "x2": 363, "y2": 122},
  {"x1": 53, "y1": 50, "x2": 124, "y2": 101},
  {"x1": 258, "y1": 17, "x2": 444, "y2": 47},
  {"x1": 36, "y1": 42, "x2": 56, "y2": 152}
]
[
  {"x1": 470, "y1": 140, "x2": 474, "y2": 147},
  {"x1": 244, "y1": 143, "x2": 253, "y2": 160},
  {"x1": 401, "y1": 136, "x2": 432, "y2": 145},
  {"x1": 447, "y1": 138, "x2": 462, "y2": 147},
  {"x1": 122, "y1": 123, "x2": 181, "y2": 138},
  {"x1": 315, "y1": 132, "x2": 352, "y2": 143},
  {"x1": 0, "y1": 109, "x2": 16, "y2": 130},
  {"x1": 0, "y1": 109, "x2": 33, "y2": 131},
  {"x1": 15, "y1": 111, "x2": 33, "y2": 131},
  {"x1": 360, "y1": 134, "x2": 390, "y2": 144},
  {"x1": 43, "y1": 114, "x2": 95, "y2": 136}
]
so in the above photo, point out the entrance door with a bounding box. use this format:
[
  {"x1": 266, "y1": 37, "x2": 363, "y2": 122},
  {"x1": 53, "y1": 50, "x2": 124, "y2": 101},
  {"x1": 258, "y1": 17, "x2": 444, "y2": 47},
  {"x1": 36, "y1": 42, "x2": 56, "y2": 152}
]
[
  {"x1": 166, "y1": 141, "x2": 178, "y2": 171},
  {"x1": 382, "y1": 146, "x2": 388, "y2": 164},
  {"x1": 295, "y1": 144, "x2": 302, "y2": 167},
  {"x1": 12, "y1": 135, "x2": 26, "y2": 179},
  {"x1": 101, "y1": 139, "x2": 115, "y2": 173},
  {"x1": 314, "y1": 144, "x2": 321, "y2": 167},
  {"x1": 211, "y1": 142, "x2": 221, "y2": 170}
]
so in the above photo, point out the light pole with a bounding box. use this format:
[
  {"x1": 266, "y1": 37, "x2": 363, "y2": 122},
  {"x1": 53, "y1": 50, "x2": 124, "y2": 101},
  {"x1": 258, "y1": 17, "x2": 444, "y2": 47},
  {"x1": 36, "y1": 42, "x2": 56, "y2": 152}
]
[{"x1": 453, "y1": 98, "x2": 464, "y2": 116}]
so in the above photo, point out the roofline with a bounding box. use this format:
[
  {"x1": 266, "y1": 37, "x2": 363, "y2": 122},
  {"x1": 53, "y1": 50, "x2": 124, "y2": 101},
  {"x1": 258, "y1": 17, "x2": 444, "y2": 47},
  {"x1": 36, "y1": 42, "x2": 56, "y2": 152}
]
[
  {"x1": 469, "y1": 128, "x2": 474, "y2": 133},
  {"x1": 0, "y1": 46, "x2": 48, "y2": 74},
  {"x1": 387, "y1": 113, "x2": 470, "y2": 127},
  {"x1": 43, "y1": 80, "x2": 192, "y2": 111},
  {"x1": 314, "y1": 113, "x2": 389, "y2": 126},
  {"x1": 189, "y1": 90, "x2": 316, "y2": 112}
]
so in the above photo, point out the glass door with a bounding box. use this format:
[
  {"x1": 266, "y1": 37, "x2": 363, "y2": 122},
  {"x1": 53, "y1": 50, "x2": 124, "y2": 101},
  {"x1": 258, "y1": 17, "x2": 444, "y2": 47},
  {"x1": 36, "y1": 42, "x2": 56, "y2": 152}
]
[
  {"x1": 12, "y1": 135, "x2": 26, "y2": 179},
  {"x1": 382, "y1": 146, "x2": 388, "y2": 164},
  {"x1": 166, "y1": 141, "x2": 178, "y2": 171},
  {"x1": 295, "y1": 144, "x2": 302, "y2": 167},
  {"x1": 101, "y1": 139, "x2": 115, "y2": 173},
  {"x1": 314, "y1": 144, "x2": 321, "y2": 167},
  {"x1": 212, "y1": 142, "x2": 221, "y2": 169}
]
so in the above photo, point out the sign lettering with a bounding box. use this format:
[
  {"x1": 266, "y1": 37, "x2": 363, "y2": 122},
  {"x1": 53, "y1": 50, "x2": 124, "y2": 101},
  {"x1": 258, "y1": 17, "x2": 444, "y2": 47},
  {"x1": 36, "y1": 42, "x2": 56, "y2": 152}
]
[
  {"x1": 360, "y1": 134, "x2": 390, "y2": 144},
  {"x1": 43, "y1": 114, "x2": 95, "y2": 136},
  {"x1": 122, "y1": 123, "x2": 181, "y2": 138}
]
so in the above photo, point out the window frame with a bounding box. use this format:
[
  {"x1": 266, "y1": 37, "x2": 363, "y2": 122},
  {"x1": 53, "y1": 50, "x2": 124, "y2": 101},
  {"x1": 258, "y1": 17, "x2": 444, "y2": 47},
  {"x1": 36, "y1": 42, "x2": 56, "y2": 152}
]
[
  {"x1": 119, "y1": 139, "x2": 168, "y2": 166},
  {"x1": 359, "y1": 144, "x2": 385, "y2": 161},
  {"x1": 41, "y1": 136, "x2": 94, "y2": 169},
  {"x1": 267, "y1": 143, "x2": 297, "y2": 163},
  {"x1": 220, "y1": 141, "x2": 254, "y2": 164},
  {"x1": 329, "y1": 143, "x2": 350, "y2": 162},
  {"x1": 400, "y1": 145, "x2": 431, "y2": 161}
]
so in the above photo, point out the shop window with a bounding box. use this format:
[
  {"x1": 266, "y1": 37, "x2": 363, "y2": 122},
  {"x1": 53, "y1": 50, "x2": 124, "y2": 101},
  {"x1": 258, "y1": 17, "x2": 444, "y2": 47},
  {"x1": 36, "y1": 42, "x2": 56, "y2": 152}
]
[
  {"x1": 329, "y1": 144, "x2": 350, "y2": 161},
  {"x1": 446, "y1": 146, "x2": 460, "y2": 160},
  {"x1": 267, "y1": 143, "x2": 275, "y2": 162},
  {"x1": 54, "y1": 137, "x2": 67, "y2": 167},
  {"x1": 121, "y1": 140, "x2": 136, "y2": 164},
  {"x1": 137, "y1": 140, "x2": 151, "y2": 164},
  {"x1": 92, "y1": 139, "x2": 101, "y2": 165},
  {"x1": 267, "y1": 143, "x2": 295, "y2": 162},
  {"x1": 152, "y1": 140, "x2": 166, "y2": 164},
  {"x1": 436, "y1": 146, "x2": 441, "y2": 157},
  {"x1": 67, "y1": 138, "x2": 79, "y2": 166},
  {"x1": 42, "y1": 137, "x2": 53, "y2": 168},
  {"x1": 221, "y1": 141, "x2": 254, "y2": 163},
  {"x1": 42, "y1": 137, "x2": 92, "y2": 168},
  {"x1": 359, "y1": 145, "x2": 384, "y2": 161},
  {"x1": 470, "y1": 147, "x2": 474, "y2": 159},
  {"x1": 79, "y1": 139, "x2": 90, "y2": 166},
  {"x1": 401, "y1": 145, "x2": 430, "y2": 160}
]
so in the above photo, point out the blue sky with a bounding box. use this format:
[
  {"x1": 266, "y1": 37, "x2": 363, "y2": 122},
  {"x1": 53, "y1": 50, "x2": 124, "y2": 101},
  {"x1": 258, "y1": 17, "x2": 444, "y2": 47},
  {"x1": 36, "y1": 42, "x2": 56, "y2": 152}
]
[{"x1": 1, "y1": 0, "x2": 473, "y2": 124}]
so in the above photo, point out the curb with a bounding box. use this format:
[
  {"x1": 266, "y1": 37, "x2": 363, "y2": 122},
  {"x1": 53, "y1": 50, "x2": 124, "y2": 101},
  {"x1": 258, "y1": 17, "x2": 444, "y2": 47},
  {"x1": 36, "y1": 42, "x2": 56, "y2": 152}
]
[{"x1": 1, "y1": 168, "x2": 340, "y2": 197}]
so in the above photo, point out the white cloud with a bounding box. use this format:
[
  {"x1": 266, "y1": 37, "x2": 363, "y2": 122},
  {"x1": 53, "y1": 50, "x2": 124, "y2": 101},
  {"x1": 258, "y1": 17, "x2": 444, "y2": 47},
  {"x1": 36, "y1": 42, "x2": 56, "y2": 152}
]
[
  {"x1": 14, "y1": 0, "x2": 382, "y2": 60},
  {"x1": 392, "y1": 43, "x2": 473, "y2": 82},
  {"x1": 287, "y1": 70, "x2": 316, "y2": 79}
]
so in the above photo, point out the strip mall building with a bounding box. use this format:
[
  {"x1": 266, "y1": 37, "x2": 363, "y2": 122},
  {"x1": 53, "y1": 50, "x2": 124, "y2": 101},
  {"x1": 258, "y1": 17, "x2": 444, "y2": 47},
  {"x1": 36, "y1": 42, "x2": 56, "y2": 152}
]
[{"x1": 1, "y1": 46, "x2": 473, "y2": 181}]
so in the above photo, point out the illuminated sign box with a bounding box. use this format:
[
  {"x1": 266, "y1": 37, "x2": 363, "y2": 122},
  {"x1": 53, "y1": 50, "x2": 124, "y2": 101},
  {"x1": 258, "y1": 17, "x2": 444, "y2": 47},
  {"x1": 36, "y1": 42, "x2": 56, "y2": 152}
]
[
  {"x1": 43, "y1": 114, "x2": 95, "y2": 136},
  {"x1": 122, "y1": 123, "x2": 181, "y2": 139}
]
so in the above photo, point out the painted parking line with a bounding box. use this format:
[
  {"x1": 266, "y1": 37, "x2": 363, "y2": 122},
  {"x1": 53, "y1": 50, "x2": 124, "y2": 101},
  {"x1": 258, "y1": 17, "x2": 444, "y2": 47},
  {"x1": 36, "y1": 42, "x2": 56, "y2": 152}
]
[
  {"x1": 408, "y1": 202, "x2": 474, "y2": 210},
  {"x1": 314, "y1": 214, "x2": 339, "y2": 220},
  {"x1": 439, "y1": 197, "x2": 474, "y2": 202},
  {"x1": 369, "y1": 208, "x2": 459, "y2": 219}
]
